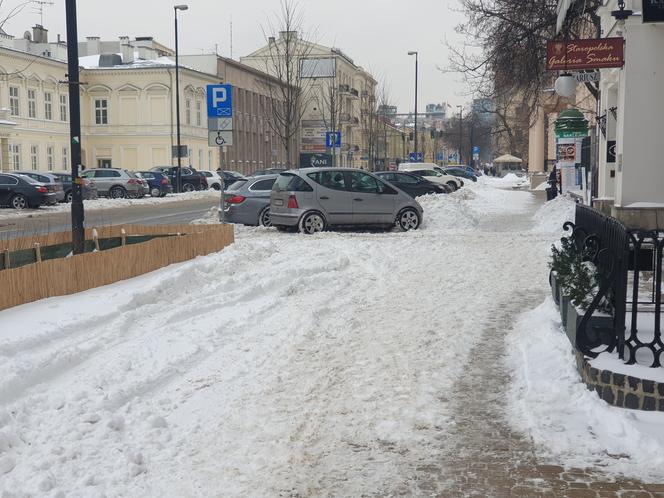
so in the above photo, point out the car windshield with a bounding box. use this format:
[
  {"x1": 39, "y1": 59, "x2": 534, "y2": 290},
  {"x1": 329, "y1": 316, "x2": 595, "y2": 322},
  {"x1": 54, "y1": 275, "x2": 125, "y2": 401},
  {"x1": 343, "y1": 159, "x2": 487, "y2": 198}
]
[{"x1": 415, "y1": 170, "x2": 442, "y2": 177}]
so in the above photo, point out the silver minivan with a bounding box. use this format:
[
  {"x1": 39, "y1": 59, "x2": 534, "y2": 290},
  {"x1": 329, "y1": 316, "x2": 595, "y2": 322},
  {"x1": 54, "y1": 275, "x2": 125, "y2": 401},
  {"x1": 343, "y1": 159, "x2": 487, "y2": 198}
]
[{"x1": 270, "y1": 168, "x2": 423, "y2": 234}]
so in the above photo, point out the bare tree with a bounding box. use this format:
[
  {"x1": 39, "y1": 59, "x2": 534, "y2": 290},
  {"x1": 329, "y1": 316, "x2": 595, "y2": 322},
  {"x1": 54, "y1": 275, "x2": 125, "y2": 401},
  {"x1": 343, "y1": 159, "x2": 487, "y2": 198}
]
[
  {"x1": 450, "y1": 0, "x2": 601, "y2": 159},
  {"x1": 314, "y1": 73, "x2": 344, "y2": 166},
  {"x1": 0, "y1": 0, "x2": 37, "y2": 33},
  {"x1": 359, "y1": 80, "x2": 378, "y2": 170},
  {"x1": 258, "y1": 0, "x2": 316, "y2": 166}
]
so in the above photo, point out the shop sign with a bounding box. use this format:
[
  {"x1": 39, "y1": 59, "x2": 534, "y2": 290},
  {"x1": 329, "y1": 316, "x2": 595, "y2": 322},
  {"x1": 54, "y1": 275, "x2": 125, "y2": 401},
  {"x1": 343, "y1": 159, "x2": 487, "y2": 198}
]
[
  {"x1": 643, "y1": 0, "x2": 664, "y2": 23},
  {"x1": 547, "y1": 38, "x2": 624, "y2": 71}
]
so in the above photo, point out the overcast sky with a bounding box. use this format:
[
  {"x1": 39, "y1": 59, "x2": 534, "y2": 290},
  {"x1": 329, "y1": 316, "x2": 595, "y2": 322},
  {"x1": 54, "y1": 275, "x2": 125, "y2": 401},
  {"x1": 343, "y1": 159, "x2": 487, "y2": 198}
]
[{"x1": 3, "y1": 0, "x2": 469, "y2": 113}]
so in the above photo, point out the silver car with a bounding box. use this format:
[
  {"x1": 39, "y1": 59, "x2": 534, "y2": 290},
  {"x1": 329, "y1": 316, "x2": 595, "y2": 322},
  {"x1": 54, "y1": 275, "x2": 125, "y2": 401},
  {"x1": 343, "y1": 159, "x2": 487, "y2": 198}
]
[
  {"x1": 81, "y1": 168, "x2": 146, "y2": 198},
  {"x1": 270, "y1": 168, "x2": 423, "y2": 234},
  {"x1": 224, "y1": 175, "x2": 278, "y2": 226}
]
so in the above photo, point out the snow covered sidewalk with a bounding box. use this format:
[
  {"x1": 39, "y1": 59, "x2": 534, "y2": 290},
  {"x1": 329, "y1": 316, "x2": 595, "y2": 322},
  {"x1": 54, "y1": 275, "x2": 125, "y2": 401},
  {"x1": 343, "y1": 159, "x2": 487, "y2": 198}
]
[{"x1": 1, "y1": 184, "x2": 659, "y2": 496}]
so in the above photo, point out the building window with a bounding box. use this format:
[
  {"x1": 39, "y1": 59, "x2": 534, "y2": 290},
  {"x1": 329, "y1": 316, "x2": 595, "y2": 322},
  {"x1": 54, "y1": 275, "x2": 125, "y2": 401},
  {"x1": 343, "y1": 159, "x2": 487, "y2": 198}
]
[
  {"x1": 28, "y1": 89, "x2": 37, "y2": 118},
  {"x1": 196, "y1": 100, "x2": 202, "y2": 127},
  {"x1": 47, "y1": 146, "x2": 54, "y2": 171},
  {"x1": 95, "y1": 98, "x2": 108, "y2": 125},
  {"x1": 62, "y1": 146, "x2": 69, "y2": 170},
  {"x1": 30, "y1": 145, "x2": 39, "y2": 170},
  {"x1": 186, "y1": 98, "x2": 192, "y2": 126},
  {"x1": 60, "y1": 94, "x2": 68, "y2": 121},
  {"x1": 9, "y1": 144, "x2": 20, "y2": 170},
  {"x1": 9, "y1": 87, "x2": 19, "y2": 116},
  {"x1": 198, "y1": 149, "x2": 203, "y2": 169},
  {"x1": 44, "y1": 92, "x2": 53, "y2": 120},
  {"x1": 208, "y1": 150, "x2": 212, "y2": 169}
]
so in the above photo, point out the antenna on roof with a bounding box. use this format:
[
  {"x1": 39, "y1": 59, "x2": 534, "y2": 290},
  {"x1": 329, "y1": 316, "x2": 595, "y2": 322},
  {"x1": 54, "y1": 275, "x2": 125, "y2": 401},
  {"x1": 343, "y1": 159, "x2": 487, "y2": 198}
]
[
  {"x1": 230, "y1": 15, "x2": 233, "y2": 59},
  {"x1": 32, "y1": 0, "x2": 54, "y2": 26}
]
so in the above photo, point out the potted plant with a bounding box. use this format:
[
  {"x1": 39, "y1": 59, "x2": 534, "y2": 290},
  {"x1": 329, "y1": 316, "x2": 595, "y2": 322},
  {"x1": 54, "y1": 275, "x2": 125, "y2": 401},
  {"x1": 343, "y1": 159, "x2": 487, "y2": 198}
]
[
  {"x1": 564, "y1": 258, "x2": 614, "y2": 349},
  {"x1": 550, "y1": 237, "x2": 576, "y2": 320}
]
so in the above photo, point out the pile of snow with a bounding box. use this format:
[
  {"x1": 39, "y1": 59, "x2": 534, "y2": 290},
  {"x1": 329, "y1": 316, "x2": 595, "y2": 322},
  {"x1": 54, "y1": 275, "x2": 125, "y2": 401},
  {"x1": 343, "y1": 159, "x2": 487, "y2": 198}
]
[
  {"x1": 417, "y1": 192, "x2": 480, "y2": 230},
  {"x1": 506, "y1": 298, "x2": 664, "y2": 482},
  {"x1": 190, "y1": 207, "x2": 221, "y2": 225},
  {"x1": 482, "y1": 173, "x2": 530, "y2": 189},
  {"x1": 531, "y1": 195, "x2": 576, "y2": 234}
]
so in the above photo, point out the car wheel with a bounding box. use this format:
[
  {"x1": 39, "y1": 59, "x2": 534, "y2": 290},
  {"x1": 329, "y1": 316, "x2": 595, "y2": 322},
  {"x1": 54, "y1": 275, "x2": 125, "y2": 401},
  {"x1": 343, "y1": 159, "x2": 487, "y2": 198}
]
[
  {"x1": 65, "y1": 190, "x2": 73, "y2": 203},
  {"x1": 182, "y1": 183, "x2": 195, "y2": 193},
  {"x1": 10, "y1": 194, "x2": 28, "y2": 210},
  {"x1": 211, "y1": 183, "x2": 221, "y2": 191},
  {"x1": 150, "y1": 187, "x2": 162, "y2": 197},
  {"x1": 447, "y1": 182, "x2": 457, "y2": 192},
  {"x1": 299, "y1": 211, "x2": 326, "y2": 234},
  {"x1": 396, "y1": 208, "x2": 421, "y2": 231},
  {"x1": 110, "y1": 186, "x2": 126, "y2": 199},
  {"x1": 259, "y1": 207, "x2": 272, "y2": 227}
]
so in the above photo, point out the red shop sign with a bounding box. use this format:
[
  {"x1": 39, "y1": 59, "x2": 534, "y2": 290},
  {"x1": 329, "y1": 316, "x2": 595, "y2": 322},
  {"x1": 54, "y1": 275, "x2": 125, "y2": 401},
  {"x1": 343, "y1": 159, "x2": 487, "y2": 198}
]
[{"x1": 547, "y1": 38, "x2": 624, "y2": 71}]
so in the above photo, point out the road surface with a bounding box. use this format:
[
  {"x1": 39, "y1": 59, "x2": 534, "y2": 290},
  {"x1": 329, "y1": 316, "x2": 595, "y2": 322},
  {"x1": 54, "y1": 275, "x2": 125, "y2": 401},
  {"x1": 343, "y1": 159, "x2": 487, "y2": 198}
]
[{"x1": 0, "y1": 196, "x2": 219, "y2": 239}]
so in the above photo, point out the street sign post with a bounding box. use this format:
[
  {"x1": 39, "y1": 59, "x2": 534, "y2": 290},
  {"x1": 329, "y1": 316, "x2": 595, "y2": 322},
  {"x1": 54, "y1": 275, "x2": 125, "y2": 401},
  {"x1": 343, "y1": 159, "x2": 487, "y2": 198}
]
[{"x1": 207, "y1": 84, "x2": 234, "y2": 222}]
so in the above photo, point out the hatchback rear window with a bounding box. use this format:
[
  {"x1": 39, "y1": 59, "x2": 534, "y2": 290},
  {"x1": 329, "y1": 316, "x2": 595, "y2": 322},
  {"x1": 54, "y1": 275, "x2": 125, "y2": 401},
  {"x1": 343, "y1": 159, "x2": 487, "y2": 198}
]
[
  {"x1": 273, "y1": 174, "x2": 313, "y2": 192},
  {"x1": 250, "y1": 179, "x2": 276, "y2": 191}
]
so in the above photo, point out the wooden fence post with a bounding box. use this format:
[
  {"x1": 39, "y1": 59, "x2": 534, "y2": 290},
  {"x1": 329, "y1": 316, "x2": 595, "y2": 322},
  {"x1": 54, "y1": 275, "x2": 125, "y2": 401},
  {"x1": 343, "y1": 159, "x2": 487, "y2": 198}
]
[{"x1": 34, "y1": 243, "x2": 42, "y2": 263}]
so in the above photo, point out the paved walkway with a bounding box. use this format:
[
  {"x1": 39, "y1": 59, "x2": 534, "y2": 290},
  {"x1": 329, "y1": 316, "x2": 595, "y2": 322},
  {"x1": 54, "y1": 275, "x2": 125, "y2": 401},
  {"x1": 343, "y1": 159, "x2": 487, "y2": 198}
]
[{"x1": 410, "y1": 293, "x2": 663, "y2": 497}]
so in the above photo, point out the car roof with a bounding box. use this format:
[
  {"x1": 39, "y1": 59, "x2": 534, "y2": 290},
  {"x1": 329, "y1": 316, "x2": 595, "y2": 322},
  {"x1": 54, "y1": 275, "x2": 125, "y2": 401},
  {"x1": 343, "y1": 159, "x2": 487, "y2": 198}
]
[{"x1": 284, "y1": 167, "x2": 375, "y2": 174}]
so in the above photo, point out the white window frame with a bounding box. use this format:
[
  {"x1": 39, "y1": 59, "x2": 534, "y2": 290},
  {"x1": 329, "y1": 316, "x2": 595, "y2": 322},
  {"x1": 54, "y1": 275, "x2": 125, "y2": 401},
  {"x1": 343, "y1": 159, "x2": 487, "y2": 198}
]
[
  {"x1": 47, "y1": 145, "x2": 54, "y2": 171},
  {"x1": 30, "y1": 145, "x2": 39, "y2": 170},
  {"x1": 196, "y1": 100, "x2": 202, "y2": 127},
  {"x1": 95, "y1": 98, "x2": 108, "y2": 125},
  {"x1": 60, "y1": 94, "x2": 68, "y2": 121},
  {"x1": 9, "y1": 87, "x2": 20, "y2": 116},
  {"x1": 185, "y1": 98, "x2": 192, "y2": 126},
  {"x1": 44, "y1": 92, "x2": 53, "y2": 120},
  {"x1": 27, "y1": 88, "x2": 37, "y2": 119},
  {"x1": 62, "y1": 146, "x2": 69, "y2": 170},
  {"x1": 9, "y1": 144, "x2": 20, "y2": 170}
]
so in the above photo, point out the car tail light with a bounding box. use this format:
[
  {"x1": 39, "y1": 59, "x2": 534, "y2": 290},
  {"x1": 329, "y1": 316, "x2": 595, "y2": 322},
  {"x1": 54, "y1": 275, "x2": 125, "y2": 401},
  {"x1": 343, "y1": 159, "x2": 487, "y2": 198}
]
[
  {"x1": 226, "y1": 195, "x2": 246, "y2": 204},
  {"x1": 36, "y1": 186, "x2": 48, "y2": 193},
  {"x1": 127, "y1": 179, "x2": 141, "y2": 185},
  {"x1": 287, "y1": 195, "x2": 299, "y2": 209}
]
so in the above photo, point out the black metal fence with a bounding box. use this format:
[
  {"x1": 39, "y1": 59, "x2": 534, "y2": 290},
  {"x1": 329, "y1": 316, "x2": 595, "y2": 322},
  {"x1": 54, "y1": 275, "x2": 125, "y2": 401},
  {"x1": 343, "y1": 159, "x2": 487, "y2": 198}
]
[{"x1": 568, "y1": 204, "x2": 663, "y2": 368}]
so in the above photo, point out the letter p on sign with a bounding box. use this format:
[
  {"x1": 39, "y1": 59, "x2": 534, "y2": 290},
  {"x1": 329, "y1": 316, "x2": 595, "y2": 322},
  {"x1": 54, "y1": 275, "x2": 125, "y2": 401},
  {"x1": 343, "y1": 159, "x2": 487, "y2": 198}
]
[{"x1": 207, "y1": 84, "x2": 233, "y2": 117}]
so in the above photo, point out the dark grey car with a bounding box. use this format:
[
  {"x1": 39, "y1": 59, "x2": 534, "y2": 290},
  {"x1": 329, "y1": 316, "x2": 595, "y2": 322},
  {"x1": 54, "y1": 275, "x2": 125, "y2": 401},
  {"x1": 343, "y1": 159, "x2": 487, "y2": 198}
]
[
  {"x1": 270, "y1": 168, "x2": 423, "y2": 234},
  {"x1": 13, "y1": 171, "x2": 65, "y2": 203},
  {"x1": 224, "y1": 175, "x2": 278, "y2": 226}
]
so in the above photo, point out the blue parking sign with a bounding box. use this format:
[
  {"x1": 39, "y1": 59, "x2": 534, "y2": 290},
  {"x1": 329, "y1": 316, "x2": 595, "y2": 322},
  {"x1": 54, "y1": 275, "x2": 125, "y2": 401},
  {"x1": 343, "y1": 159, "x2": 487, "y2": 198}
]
[
  {"x1": 207, "y1": 84, "x2": 233, "y2": 117},
  {"x1": 325, "y1": 131, "x2": 341, "y2": 148}
]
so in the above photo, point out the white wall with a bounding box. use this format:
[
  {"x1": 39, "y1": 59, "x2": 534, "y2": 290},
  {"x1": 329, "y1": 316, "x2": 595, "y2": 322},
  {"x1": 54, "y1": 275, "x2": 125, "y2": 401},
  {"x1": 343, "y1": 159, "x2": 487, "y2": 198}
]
[{"x1": 614, "y1": 18, "x2": 664, "y2": 207}]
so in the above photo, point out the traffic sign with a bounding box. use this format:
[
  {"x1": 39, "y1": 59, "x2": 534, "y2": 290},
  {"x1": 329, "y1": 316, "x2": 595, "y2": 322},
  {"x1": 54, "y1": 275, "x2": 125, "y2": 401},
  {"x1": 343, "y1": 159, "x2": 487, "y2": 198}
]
[
  {"x1": 208, "y1": 117, "x2": 233, "y2": 131},
  {"x1": 409, "y1": 152, "x2": 423, "y2": 162},
  {"x1": 208, "y1": 130, "x2": 234, "y2": 147},
  {"x1": 325, "y1": 131, "x2": 341, "y2": 148},
  {"x1": 207, "y1": 84, "x2": 233, "y2": 117}
]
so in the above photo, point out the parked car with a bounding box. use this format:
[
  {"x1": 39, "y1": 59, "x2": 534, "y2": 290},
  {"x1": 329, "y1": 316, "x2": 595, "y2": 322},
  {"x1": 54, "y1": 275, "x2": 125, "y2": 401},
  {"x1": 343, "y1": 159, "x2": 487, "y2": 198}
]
[
  {"x1": 0, "y1": 173, "x2": 56, "y2": 209},
  {"x1": 80, "y1": 168, "x2": 147, "y2": 199},
  {"x1": 13, "y1": 171, "x2": 65, "y2": 203},
  {"x1": 224, "y1": 175, "x2": 278, "y2": 226},
  {"x1": 374, "y1": 171, "x2": 449, "y2": 197},
  {"x1": 151, "y1": 166, "x2": 207, "y2": 192},
  {"x1": 199, "y1": 170, "x2": 224, "y2": 190},
  {"x1": 270, "y1": 168, "x2": 423, "y2": 234},
  {"x1": 441, "y1": 166, "x2": 477, "y2": 182},
  {"x1": 217, "y1": 170, "x2": 247, "y2": 189},
  {"x1": 51, "y1": 172, "x2": 99, "y2": 201},
  {"x1": 136, "y1": 171, "x2": 173, "y2": 197},
  {"x1": 398, "y1": 163, "x2": 463, "y2": 191},
  {"x1": 250, "y1": 168, "x2": 287, "y2": 177}
]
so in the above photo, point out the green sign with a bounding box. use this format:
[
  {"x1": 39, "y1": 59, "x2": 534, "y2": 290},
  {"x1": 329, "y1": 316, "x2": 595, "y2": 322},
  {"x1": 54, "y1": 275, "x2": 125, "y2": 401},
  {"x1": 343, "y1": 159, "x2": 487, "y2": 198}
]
[{"x1": 556, "y1": 130, "x2": 588, "y2": 138}]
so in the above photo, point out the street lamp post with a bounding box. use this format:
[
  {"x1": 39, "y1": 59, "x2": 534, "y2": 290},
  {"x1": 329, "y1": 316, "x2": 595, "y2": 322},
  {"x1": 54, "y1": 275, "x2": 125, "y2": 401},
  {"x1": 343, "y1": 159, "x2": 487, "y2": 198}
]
[
  {"x1": 457, "y1": 105, "x2": 463, "y2": 165},
  {"x1": 408, "y1": 51, "x2": 418, "y2": 161},
  {"x1": 65, "y1": 0, "x2": 84, "y2": 254},
  {"x1": 174, "y1": 4, "x2": 188, "y2": 193}
]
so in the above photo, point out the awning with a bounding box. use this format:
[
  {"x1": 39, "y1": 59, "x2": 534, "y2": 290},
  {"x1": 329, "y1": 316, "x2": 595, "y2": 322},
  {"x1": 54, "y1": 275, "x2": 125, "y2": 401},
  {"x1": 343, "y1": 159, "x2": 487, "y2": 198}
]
[{"x1": 494, "y1": 154, "x2": 523, "y2": 163}]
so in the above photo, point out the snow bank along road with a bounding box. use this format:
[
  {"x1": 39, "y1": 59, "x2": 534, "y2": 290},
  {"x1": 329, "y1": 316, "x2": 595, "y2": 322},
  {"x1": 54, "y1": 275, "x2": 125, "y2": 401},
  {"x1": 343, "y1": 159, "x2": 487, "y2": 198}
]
[{"x1": 0, "y1": 182, "x2": 556, "y2": 496}]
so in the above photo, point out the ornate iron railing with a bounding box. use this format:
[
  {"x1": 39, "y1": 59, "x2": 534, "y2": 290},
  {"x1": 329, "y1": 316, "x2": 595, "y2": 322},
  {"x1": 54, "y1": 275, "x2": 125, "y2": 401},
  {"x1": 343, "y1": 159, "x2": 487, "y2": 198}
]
[{"x1": 567, "y1": 204, "x2": 663, "y2": 367}]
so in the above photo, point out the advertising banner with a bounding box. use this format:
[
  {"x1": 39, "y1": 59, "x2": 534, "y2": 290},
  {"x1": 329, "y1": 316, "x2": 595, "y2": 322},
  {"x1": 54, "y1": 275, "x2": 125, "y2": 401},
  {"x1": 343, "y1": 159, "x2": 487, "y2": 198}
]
[{"x1": 547, "y1": 38, "x2": 624, "y2": 70}]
